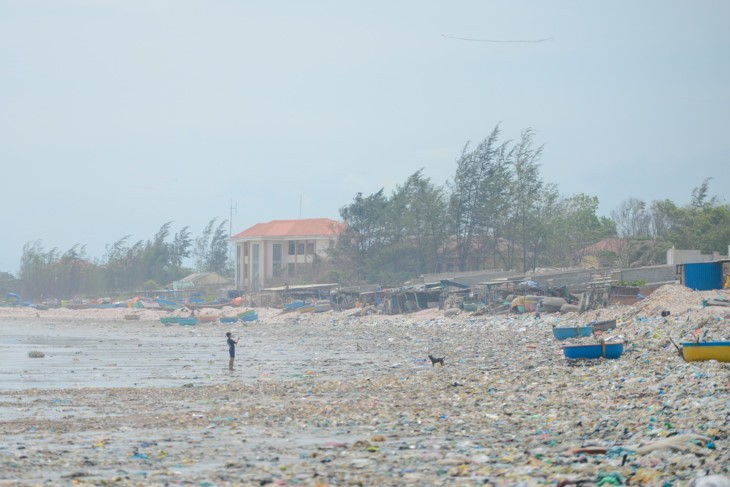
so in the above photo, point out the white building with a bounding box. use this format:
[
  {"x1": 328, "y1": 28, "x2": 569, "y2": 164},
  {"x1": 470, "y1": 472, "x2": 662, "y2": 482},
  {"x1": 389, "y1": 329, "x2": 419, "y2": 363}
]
[{"x1": 229, "y1": 218, "x2": 342, "y2": 291}]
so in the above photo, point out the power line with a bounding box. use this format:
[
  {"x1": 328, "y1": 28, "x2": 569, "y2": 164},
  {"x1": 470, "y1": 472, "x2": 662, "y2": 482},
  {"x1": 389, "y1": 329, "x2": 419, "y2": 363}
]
[{"x1": 442, "y1": 34, "x2": 553, "y2": 43}]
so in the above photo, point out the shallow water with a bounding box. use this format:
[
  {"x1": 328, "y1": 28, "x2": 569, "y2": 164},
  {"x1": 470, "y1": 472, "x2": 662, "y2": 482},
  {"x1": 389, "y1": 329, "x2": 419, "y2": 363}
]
[{"x1": 0, "y1": 318, "x2": 381, "y2": 391}]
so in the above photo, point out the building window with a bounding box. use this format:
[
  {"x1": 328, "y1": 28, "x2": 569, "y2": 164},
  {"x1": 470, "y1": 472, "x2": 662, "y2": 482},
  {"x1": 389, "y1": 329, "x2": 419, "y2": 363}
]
[
  {"x1": 244, "y1": 243, "x2": 249, "y2": 257},
  {"x1": 306, "y1": 242, "x2": 315, "y2": 254},
  {"x1": 297, "y1": 242, "x2": 305, "y2": 255},
  {"x1": 289, "y1": 241, "x2": 296, "y2": 255}
]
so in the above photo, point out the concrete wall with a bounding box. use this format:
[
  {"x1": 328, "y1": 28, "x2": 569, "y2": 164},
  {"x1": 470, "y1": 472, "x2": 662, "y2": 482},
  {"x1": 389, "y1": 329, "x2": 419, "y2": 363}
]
[
  {"x1": 528, "y1": 269, "x2": 600, "y2": 290},
  {"x1": 418, "y1": 269, "x2": 519, "y2": 287},
  {"x1": 613, "y1": 265, "x2": 676, "y2": 284}
]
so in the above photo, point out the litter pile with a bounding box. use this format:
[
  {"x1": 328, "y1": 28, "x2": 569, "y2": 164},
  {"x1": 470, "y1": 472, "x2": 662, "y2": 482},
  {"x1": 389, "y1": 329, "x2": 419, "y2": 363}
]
[{"x1": 0, "y1": 284, "x2": 728, "y2": 486}]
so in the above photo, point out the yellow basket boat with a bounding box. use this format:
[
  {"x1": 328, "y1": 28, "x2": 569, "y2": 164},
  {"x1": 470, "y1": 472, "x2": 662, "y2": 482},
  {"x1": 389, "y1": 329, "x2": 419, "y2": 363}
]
[{"x1": 681, "y1": 342, "x2": 730, "y2": 362}]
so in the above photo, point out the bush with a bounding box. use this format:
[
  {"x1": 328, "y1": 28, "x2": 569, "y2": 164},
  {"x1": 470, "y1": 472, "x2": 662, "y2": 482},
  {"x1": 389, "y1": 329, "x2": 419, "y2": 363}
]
[{"x1": 614, "y1": 279, "x2": 647, "y2": 287}]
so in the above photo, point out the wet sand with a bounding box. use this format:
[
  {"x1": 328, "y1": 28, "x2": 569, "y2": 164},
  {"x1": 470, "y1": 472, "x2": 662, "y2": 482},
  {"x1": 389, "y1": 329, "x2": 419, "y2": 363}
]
[{"x1": 1, "y1": 286, "x2": 729, "y2": 486}]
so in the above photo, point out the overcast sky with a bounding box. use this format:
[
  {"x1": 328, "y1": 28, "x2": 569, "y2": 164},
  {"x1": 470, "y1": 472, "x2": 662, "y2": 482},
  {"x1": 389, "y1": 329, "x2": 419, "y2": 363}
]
[{"x1": 1, "y1": 1, "x2": 728, "y2": 273}]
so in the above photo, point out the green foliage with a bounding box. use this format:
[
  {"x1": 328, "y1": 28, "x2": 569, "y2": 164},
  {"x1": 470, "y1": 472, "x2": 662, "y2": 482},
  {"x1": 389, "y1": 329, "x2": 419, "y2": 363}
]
[
  {"x1": 551, "y1": 194, "x2": 616, "y2": 266},
  {"x1": 143, "y1": 280, "x2": 160, "y2": 290},
  {"x1": 449, "y1": 125, "x2": 511, "y2": 271},
  {"x1": 335, "y1": 171, "x2": 450, "y2": 285},
  {"x1": 193, "y1": 218, "x2": 231, "y2": 275},
  {"x1": 612, "y1": 178, "x2": 729, "y2": 261},
  {"x1": 615, "y1": 279, "x2": 647, "y2": 287},
  {"x1": 336, "y1": 125, "x2": 645, "y2": 280},
  {"x1": 14, "y1": 219, "x2": 221, "y2": 300}
]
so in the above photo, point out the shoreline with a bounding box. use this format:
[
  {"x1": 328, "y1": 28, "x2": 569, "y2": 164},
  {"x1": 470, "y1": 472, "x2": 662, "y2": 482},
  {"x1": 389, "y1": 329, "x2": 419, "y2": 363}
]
[{"x1": 1, "y1": 284, "x2": 729, "y2": 485}]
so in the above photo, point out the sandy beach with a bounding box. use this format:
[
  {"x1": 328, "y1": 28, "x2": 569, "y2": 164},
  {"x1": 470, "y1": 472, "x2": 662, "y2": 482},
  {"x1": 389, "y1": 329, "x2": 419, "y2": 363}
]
[{"x1": 1, "y1": 284, "x2": 729, "y2": 486}]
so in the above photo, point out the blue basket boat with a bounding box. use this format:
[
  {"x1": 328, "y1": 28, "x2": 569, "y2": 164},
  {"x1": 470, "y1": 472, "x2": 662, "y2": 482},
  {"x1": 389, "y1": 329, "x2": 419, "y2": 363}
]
[
  {"x1": 562, "y1": 342, "x2": 624, "y2": 360},
  {"x1": 178, "y1": 317, "x2": 198, "y2": 326},
  {"x1": 240, "y1": 311, "x2": 258, "y2": 322},
  {"x1": 160, "y1": 316, "x2": 180, "y2": 324},
  {"x1": 219, "y1": 316, "x2": 239, "y2": 324},
  {"x1": 553, "y1": 326, "x2": 594, "y2": 340}
]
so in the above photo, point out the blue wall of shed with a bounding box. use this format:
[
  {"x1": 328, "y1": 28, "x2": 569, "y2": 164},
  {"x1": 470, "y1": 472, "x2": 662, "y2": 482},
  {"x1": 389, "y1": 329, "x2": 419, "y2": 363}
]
[{"x1": 683, "y1": 262, "x2": 723, "y2": 290}]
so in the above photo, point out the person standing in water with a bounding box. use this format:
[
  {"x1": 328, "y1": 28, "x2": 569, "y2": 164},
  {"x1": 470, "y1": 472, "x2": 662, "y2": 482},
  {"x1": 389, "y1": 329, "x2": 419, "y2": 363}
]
[{"x1": 226, "y1": 332, "x2": 239, "y2": 371}]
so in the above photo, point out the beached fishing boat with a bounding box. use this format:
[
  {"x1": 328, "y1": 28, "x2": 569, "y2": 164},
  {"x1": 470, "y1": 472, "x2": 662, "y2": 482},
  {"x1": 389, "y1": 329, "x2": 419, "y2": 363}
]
[
  {"x1": 587, "y1": 319, "x2": 617, "y2": 332},
  {"x1": 124, "y1": 314, "x2": 140, "y2": 320},
  {"x1": 239, "y1": 310, "x2": 258, "y2": 322},
  {"x1": 219, "y1": 316, "x2": 239, "y2": 324},
  {"x1": 197, "y1": 316, "x2": 216, "y2": 323},
  {"x1": 562, "y1": 341, "x2": 624, "y2": 360},
  {"x1": 89, "y1": 303, "x2": 124, "y2": 309},
  {"x1": 178, "y1": 317, "x2": 198, "y2": 326},
  {"x1": 155, "y1": 298, "x2": 181, "y2": 311},
  {"x1": 185, "y1": 301, "x2": 232, "y2": 310},
  {"x1": 462, "y1": 302, "x2": 478, "y2": 312},
  {"x1": 681, "y1": 342, "x2": 730, "y2": 363},
  {"x1": 284, "y1": 300, "x2": 305, "y2": 311},
  {"x1": 160, "y1": 316, "x2": 180, "y2": 324},
  {"x1": 313, "y1": 301, "x2": 332, "y2": 313},
  {"x1": 297, "y1": 304, "x2": 316, "y2": 313},
  {"x1": 553, "y1": 326, "x2": 594, "y2": 340}
]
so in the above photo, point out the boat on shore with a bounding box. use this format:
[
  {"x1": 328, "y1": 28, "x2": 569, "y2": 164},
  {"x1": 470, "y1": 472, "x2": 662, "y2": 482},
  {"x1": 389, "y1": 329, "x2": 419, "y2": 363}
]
[
  {"x1": 681, "y1": 342, "x2": 730, "y2": 362},
  {"x1": 587, "y1": 319, "x2": 617, "y2": 332},
  {"x1": 284, "y1": 300, "x2": 305, "y2": 311},
  {"x1": 239, "y1": 310, "x2": 258, "y2": 322},
  {"x1": 185, "y1": 301, "x2": 232, "y2": 311},
  {"x1": 313, "y1": 300, "x2": 332, "y2": 313},
  {"x1": 553, "y1": 326, "x2": 593, "y2": 340},
  {"x1": 563, "y1": 341, "x2": 624, "y2": 360}
]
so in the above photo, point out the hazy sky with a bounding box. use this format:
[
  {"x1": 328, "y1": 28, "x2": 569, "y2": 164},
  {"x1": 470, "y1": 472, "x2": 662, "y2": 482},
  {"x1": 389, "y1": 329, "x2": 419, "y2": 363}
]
[{"x1": 1, "y1": 1, "x2": 728, "y2": 273}]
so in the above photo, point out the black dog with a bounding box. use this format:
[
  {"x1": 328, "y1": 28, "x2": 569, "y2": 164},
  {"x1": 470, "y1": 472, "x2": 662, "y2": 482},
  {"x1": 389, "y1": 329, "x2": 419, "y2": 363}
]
[{"x1": 428, "y1": 355, "x2": 445, "y2": 367}]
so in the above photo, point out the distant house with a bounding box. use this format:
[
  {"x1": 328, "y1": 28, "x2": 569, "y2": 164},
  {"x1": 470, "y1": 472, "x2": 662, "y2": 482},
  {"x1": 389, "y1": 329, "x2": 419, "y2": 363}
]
[
  {"x1": 229, "y1": 218, "x2": 343, "y2": 291},
  {"x1": 172, "y1": 272, "x2": 232, "y2": 292}
]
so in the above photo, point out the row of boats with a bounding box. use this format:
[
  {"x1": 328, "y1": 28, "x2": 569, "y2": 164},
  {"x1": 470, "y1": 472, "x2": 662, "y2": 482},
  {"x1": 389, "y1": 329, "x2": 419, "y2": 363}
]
[
  {"x1": 159, "y1": 309, "x2": 258, "y2": 326},
  {"x1": 553, "y1": 319, "x2": 730, "y2": 363}
]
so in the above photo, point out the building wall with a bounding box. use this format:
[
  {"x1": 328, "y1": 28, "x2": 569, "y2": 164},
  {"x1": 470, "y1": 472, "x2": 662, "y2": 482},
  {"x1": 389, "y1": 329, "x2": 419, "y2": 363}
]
[
  {"x1": 233, "y1": 236, "x2": 335, "y2": 291},
  {"x1": 666, "y1": 248, "x2": 723, "y2": 265}
]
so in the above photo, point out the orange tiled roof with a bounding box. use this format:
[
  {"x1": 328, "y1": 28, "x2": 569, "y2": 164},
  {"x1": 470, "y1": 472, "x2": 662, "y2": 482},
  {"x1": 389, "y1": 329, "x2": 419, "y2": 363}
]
[{"x1": 231, "y1": 218, "x2": 343, "y2": 239}]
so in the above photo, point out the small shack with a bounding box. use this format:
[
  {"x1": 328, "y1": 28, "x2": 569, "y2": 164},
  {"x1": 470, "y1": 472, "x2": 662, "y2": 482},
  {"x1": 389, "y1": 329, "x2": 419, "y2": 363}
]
[{"x1": 677, "y1": 260, "x2": 730, "y2": 290}]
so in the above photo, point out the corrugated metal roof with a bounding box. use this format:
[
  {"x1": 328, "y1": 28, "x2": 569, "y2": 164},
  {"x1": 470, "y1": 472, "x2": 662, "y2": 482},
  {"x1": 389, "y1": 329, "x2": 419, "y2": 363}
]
[{"x1": 231, "y1": 218, "x2": 343, "y2": 239}]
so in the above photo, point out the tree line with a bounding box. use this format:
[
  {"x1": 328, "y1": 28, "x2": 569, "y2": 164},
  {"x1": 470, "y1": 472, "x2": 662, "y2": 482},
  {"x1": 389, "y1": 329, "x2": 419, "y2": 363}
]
[
  {"x1": 11, "y1": 218, "x2": 230, "y2": 301},
  {"x1": 332, "y1": 125, "x2": 728, "y2": 285},
  {"x1": 3, "y1": 125, "x2": 728, "y2": 298}
]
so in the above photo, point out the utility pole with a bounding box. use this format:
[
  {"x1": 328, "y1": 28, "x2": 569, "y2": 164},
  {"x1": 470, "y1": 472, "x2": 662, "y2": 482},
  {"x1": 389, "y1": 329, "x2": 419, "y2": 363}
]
[{"x1": 229, "y1": 200, "x2": 237, "y2": 236}]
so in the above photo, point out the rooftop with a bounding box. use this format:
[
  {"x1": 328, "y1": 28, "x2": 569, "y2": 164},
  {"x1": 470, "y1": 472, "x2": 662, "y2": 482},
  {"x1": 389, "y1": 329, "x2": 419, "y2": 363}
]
[{"x1": 231, "y1": 218, "x2": 343, "y2": 239}]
